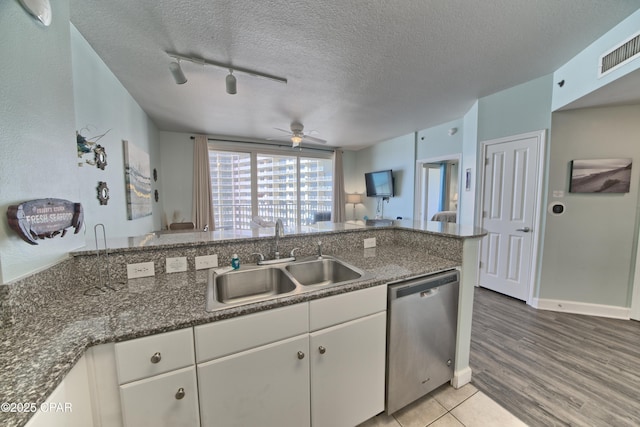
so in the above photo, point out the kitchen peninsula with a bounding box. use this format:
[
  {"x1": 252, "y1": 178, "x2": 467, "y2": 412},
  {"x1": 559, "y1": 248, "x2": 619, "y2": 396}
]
[{"x1": 0, "y1": 221, "x2": 484, "y2": 427}]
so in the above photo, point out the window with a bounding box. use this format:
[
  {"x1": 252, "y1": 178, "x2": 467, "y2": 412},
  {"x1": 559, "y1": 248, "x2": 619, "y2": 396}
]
[{"x1": 209, "y1": 145, "x2": 333, "y2": 230}]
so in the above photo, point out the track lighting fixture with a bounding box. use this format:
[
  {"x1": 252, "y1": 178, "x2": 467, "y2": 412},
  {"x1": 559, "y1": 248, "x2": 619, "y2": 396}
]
[
  {"x1": 168, "y1": 60, "x2": 187, "y2": 85},
  {"x1": 225, "y1": 70, "x2": 237, "y2": 95},
  {"x1": 166, "y1": 52, "x2": 287, "y2": 94}
]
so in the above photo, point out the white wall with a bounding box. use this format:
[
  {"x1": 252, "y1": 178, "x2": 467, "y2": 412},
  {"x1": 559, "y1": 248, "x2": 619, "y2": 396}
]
[
  {"x1": 552, "y1": 9, "x2": 640, "y2": 111},
  {"x1": 539, "y1": 105, "x2": 640, "y2": 307},
  {"x1": 416, "y1": 119, "x2": 463, "y2": 160},
  {"x1": 344, "y1": 133, "x2": 416, "y2": 221},
  {"x1": 0, "y1": 0, "x2": 83, "y2": 283},
  {"x1": 0, "y1": 3, "x2": 163, "y2": 283},
  {"x1": 461, "y1": 102, "x2": 479, "y2": 227},
  {"x1": 158, "y1": 131, "x2": 194, "y2": 226},
  {"x1": 71, "y1": 26, "x2": 162, "y2": 239}
]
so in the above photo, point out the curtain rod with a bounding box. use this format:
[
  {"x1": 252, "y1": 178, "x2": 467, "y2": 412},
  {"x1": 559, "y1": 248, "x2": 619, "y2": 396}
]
[{"x1": 190, "y1": 136, "x2": 336, "y2": 153}]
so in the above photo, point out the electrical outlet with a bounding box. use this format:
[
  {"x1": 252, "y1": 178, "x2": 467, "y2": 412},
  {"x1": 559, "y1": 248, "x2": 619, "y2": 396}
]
[
  {"x1": 364, "y1": 237, "x2": 376, "y2": 249},
  {"x1": 195, "y1": 254, "x2": 218, "y2": 270},
  {"x1": 166, "y1": 257, "x2": 187, "y2": 273},
  {"x1": 127, "y1": 261, "x2": 155, "y2": 279}
]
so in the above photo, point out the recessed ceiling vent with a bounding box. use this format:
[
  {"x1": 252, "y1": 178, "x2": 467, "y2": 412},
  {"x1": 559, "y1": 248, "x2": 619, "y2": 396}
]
[{"x1": 599, "y1": 31, "x2": 640, "y2": 78}]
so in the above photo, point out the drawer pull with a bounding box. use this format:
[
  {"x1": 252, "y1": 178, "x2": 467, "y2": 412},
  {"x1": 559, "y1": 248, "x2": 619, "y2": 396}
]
[
  {"x1": 150, "y1": 352, "x2": 162, "y2": 364},
  {"x1": 175, "y1": 388, "x2": 185, "y2": 400},
  {"x1": 318, "y1": 346, "x2": 326, "y2": 355},
  {"x1": 297, "y1": 351, "x2": 305, "y2": 360}
]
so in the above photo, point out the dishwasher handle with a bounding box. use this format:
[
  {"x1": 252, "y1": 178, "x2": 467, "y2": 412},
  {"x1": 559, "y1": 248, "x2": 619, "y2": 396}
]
[{"x1": 389, "y1": 270, "x2": 459, "y2": 300}]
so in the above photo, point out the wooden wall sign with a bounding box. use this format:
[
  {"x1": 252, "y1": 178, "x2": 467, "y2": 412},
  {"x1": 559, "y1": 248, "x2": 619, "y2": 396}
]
[{"x1": 7, "y1": 199, "x2": 83, "y2": 245}]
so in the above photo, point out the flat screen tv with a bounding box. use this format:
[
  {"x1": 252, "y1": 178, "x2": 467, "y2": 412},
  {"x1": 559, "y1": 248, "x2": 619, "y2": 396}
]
[{"x1": 365, "y1": 169, "x2": 394, "y2": 197}]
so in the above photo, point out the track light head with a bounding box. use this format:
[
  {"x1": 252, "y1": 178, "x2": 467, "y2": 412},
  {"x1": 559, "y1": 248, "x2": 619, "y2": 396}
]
[
  {"x1": 226, "y1": 70, "x2": 237, "y2": 95},
  {"x1": 169, "y1": 60, "x2": 187, "y2": 84}
]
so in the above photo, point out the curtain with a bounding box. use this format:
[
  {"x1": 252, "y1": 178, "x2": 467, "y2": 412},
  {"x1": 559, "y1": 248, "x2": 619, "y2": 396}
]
[
  {"x1": 332, "y1": 149, "x2": 346, "y2": 223},
  {"x1": 192, "y1": 135, "x2": 215, "y2": 230}
]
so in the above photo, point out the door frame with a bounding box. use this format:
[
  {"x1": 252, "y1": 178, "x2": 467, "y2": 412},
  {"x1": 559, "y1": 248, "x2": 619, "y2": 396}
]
[
  {"x1": 631, "y1": 237, "x2": 640, "y2": 320},
  {"x1": 414, "y1": 154, "x2": 462, "y2": 222},
  {"x1": 478, "y1": 130, "x2": 546, "y2": 305}
]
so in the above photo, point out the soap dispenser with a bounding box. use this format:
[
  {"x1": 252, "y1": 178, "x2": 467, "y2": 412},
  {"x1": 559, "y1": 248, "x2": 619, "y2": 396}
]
[{"x1": 231, "y1": 254, "x2": 240, "y2": 270}]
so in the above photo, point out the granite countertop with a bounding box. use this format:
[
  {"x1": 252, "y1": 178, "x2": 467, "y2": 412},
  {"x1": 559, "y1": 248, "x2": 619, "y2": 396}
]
[
  {"x1": 72, "y1": 219, "x2": 485, "y2": 255},
  {"x1": 0, "y1": 244, "x2": 459, "y2": 427}
]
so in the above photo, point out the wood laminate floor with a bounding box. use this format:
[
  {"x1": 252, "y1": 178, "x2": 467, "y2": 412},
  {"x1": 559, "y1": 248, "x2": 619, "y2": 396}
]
[{"x1": 470, "y1": 287, "x2": 640, "y2": 427}]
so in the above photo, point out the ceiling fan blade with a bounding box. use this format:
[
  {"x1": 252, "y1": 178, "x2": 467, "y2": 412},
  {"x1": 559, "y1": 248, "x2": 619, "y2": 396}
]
[
  {"x1": 273, "y1": 127, "x2": 292, "y2": 134},
  {"x1": 303, "y1": 135, "x2": 327, "y2": 144}
]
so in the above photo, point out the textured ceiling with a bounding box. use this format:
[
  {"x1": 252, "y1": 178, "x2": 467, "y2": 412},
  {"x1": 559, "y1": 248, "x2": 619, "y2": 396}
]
[{"x1": 69, "y1": 0, "x2": 640, "y2": 149}]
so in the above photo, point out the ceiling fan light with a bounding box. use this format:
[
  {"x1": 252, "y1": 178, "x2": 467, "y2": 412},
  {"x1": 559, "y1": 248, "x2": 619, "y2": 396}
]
[
  {"x1": 291, "y1": 135, "x2": 303, "y2": 145},
  {"x1": 226, "y1": 71, "x2": 237, "y2": 95},
  {"x1": 169, "y1": 60, "x2": 187, "y2": 84}
]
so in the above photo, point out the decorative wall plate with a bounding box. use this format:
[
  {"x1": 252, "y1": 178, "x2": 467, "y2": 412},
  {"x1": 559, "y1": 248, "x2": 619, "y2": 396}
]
[
  {"x1": 18, "y1": 0, "x2": 52, "y2": 26},
  {"x1": 94, "y1": 145, "x2": 107, "y2": 170},
  {"x1": 97, "y1": 182, "x2": 110, "y2": 205}
]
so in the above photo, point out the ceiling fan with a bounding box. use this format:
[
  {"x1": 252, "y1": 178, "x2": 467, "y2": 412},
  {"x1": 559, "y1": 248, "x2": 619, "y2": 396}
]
[{"x1": 271, "y1": 122, "x2": 327, "y2": 147}]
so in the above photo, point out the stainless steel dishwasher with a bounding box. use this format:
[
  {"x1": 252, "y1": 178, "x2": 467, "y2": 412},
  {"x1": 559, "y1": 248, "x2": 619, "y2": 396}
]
[{"x1": 385, "y1": 269, "x2": 460, "y2": 414}]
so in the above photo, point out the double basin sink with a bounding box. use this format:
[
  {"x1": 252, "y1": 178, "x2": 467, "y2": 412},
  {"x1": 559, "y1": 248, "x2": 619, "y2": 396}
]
[{"x1": 206, "y1": 257, "x2": 367, "y2": 311}]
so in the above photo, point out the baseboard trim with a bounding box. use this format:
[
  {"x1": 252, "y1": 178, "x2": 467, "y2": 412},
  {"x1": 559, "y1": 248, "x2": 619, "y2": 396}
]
[
  {"x1": 531, "y1": 298, "x2": 630, "y2": 320},
  {"x1": 452, "y1": 366, "x2": 472, "y2": 389}
]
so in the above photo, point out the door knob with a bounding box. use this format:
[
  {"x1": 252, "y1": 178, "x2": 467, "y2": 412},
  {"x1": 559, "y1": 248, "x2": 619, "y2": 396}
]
[
  {"x1": 175, "y1": 388, "x2": 185, "y2": 400},
  {"x1": 516, "y1": 227, "x2": 531, "y2": 232}
]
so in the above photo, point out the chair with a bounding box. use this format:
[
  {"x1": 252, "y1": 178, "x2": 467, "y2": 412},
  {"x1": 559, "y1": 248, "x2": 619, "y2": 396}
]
[
  {"x1": 169, "y1": 222, "x2": 195, "y2": 231},
  {"x1": 313, "y1": 212, "x2": 331, "y2": 223}
]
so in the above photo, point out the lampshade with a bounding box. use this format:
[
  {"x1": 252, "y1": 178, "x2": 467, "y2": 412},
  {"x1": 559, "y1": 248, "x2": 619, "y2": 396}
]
[{"x1": 346, "y1": 193, "x2": 363, "y2": 204}]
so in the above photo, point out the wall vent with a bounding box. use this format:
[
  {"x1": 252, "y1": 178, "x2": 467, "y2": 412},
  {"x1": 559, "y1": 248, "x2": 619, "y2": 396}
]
[{"x1": 598, "y1": 31, "x2": 640, "y2": 78}]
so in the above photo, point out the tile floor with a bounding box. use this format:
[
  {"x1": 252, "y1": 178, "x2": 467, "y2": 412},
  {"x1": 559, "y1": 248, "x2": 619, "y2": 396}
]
[{"x1": 357, "y1": 383, "x2": 527, "y2": 427}]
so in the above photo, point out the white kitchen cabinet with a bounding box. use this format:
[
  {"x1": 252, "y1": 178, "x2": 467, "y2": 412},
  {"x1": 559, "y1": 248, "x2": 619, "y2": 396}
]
[
  {"x1": 114, "y1": 327, "x2": 199, "y2": 427},
  {"x1": 114, "y1": 328, "x2": 195, "y2": 384},
  {"x1": 310, "y1": 312, "x2": 386, "y2": 427},
  {"x1": 198, "y1": 334, "x2": 311, "y2": 427},
  {"x1": 25, "y1": 354, "x2": 94, "y2": 427},
  {"x1": 119, "y1": 366, "x2": 199, "y2": 427}
]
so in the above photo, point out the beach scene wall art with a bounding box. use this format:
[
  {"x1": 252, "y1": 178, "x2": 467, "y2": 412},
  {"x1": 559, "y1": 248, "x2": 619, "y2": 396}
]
[
  {"x1": 123, "y1": 140, "x2": 152, "y2": 219},
  {"x1": 569, "y1": 158, "x2": 632, "y2": 193}
]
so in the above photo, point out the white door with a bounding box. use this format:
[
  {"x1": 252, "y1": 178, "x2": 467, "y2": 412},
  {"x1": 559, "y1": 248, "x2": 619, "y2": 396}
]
[{"x1": 479, "y1": 131, "x2": 544, "y2": 301}]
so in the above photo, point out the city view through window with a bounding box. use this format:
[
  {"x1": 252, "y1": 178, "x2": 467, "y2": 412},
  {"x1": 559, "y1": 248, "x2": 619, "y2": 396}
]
[{"x1": 209, "y1": 149, "x2": 333, "y2": 229}]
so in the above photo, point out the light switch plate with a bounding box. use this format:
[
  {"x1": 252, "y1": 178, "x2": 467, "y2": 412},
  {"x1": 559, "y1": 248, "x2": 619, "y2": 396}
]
[
  {"x1": 364, "y1": 237, "x2": 376, "y2": 248},
  {"x1": 195, "y1": 254, "x2": 218, "y2": 270},
  {"x1": 127, "y1": 261, "x2": 155, "y2": 279},
  {"x1": 166, "y1": 257, "x2": 187, "y2": 273}
]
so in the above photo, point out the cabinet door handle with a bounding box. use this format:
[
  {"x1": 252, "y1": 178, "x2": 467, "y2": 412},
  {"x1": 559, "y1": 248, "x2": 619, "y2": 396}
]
[
  {"x1": 175, "y1": 388, "x2": 185, "y2": 400},
  {"x1": 150, "y1": 352, "x2": 162, "y2": 364},
  {"x1": 318, "y1": 346, "x2": 326, "y2": 355},
  {"x1": 297, "y1": 351, "x2": 305, "y2": 360}
]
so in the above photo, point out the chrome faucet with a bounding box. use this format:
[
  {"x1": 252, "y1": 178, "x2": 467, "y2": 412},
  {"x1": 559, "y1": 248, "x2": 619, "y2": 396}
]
[
  {"x1": 250, "y1": 219, "x2": 297, "y2": 265},
  {"x1": 274, "y1": 218, "x2": 284, "y2": 259}
]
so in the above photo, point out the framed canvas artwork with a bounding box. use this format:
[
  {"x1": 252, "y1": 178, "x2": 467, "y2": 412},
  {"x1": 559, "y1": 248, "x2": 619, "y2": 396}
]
[
  {"x1": 123, "y1": 140, "x2": 152, "y2": 219},
  {"x1": 569, "y1": 158, "x2": 632, "y2": 193}
]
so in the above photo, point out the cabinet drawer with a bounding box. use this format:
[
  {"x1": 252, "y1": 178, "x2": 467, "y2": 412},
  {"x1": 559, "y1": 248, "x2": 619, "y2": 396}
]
[
  {"x1": 115, "y1": 328, "x2": 194, "y2": 384},
  {"x1": 309, "y1": 285, "x2": 386, "y2": 331},
  {"x1": 120, "y1": 366, "x2": 199, "y2": 427},
  {"x1": 195, "y1": 303, "x2": 308, "y2": 363}
]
